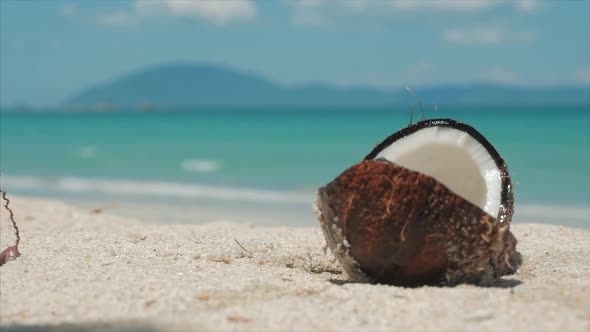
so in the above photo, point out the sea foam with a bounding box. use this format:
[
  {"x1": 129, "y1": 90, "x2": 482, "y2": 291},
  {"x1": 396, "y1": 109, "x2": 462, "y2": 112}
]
[
  {"x1": 3, "y1": 175, "x2": 312, "y2": 204},
  {"x1": 181, "y1": 159, "x2": 220, "y2": 172},
  {"x1": 3, "y1": 175, "x2": 589, "y2": 224}
]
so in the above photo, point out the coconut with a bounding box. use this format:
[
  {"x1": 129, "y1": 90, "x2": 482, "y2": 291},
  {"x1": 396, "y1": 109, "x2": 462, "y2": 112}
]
[{"x1": 315, "y1": 119, "x2": 521, "y2": 286}]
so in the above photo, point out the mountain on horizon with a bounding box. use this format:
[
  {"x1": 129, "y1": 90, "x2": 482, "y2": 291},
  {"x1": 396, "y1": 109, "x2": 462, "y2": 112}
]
[{"x1": 66, "y1": 63, "x2": 590, "y2": 109}]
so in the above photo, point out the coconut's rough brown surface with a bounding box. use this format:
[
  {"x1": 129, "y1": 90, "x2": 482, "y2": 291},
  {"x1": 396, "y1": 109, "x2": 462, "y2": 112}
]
[{"x1": 316, "y1": 159, "x2": 521, "y2": 285}]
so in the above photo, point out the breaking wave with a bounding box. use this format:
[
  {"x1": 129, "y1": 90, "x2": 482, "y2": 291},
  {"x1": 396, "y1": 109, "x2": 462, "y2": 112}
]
[
  {"x1": 2, "y1": 175, "x2": 589, "y2": 223},
  {"x1": 180, "y1": 159, "x2": 220, "y2": 172},
  {"x1": 2, "y1": 175, "x2": 313, "y2": 204},
  {"x1": 78, "y1": 146, "x2": 97, "y2": 159}
]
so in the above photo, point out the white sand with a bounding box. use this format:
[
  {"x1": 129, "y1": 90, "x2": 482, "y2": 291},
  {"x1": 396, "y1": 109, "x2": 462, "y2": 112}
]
[{"x1": 1, "y1": 197, "x2": 589, "y2": 331}]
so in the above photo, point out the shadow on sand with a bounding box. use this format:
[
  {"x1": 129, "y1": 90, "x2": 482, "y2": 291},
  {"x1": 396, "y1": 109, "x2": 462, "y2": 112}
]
[
  {"x1": 328, "y1": 277, "x2": 523, "y2": 288},
  {"x1": 1, "y1": 322, "x2": 162, "y2": 332}
]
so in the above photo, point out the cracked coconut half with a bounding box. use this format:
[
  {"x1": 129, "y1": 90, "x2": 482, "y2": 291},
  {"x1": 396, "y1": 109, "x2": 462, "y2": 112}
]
[{"x1": 315, "y1": 119, "x2": 521, "y2": 286}]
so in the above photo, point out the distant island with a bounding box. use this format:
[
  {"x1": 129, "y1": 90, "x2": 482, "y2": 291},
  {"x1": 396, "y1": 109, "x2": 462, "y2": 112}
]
[{"x1": 65, "y1": 63, "x2": 590, "y2": 110}]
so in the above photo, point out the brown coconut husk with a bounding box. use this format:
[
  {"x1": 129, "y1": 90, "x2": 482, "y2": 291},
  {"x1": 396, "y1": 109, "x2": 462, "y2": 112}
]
[{"x1": 315, "y1": 159, "x2": 521, "y2": 286}]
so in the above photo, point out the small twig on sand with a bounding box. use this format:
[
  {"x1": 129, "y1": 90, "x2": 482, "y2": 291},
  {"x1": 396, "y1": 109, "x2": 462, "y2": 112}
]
[
  {"x1": 90, "y1": 203, "x2": 118, "y2": 214},
  {"x1": 0, "y1": 190, "x2": 21, "y2": 266},
  {"x1": 227, "y1": 315, "x2": 251, "y2": 323},
  {"x1": 234, "y1": 239, "x2": 248, "y2": 253}
]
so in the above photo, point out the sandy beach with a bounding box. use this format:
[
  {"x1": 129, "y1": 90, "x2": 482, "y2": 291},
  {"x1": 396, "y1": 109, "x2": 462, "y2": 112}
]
[{"x1": 1, "y1": 197, "x2": 589, "y2": 332}]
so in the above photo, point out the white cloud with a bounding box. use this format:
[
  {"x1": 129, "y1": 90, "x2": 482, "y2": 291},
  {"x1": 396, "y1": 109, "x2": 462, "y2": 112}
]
[
  {"x1": 294, "y1": 0, "x2": 323, "y2": 9},
  {"x1": 58, "y1": 3, "x2": 136, "y2": 28},
  {"x1": 393, "y1": 0, "x2": 494, "y2": 12},
  {"x1": 59, "y1": 4, "x2": 77, "y2": 17},
  {"x1": 404, "y1": 61, "x2": 434, "y2": 82},
  {"x1": 516, "y1": 0, "x2": 539, "y2": 12},
  {"x1": 443, "y1": 27, "x2": 501, "y2": 45},
  {"x1": 293, "y1": 11, "x2": 324, "y2": 27},
  {"x1": 295, "y1": 0, "x2": 537, "y2": 13},
  {"x1": 483, "y1": 66, "x2": 521, "y2": 84},
  {"x1": 289, "y1": 0, "x2": 373, "y2": 26},
  {"x1": 575, "y1": 67, "x2": 590, "y2": 83},
  {"x1": 135, "y1": 0, "x2": 256, "y2": 25},
  {"x1": 83, "y1": 0, "x2": 256, "y2": 28},
  {"x1": 292, "y1": 0, "x2": 372, "y2": 11},
  {"x1": 294, "y1": 0, "x2": 495, "y2": 12},
  {"x1": 95, "y1": 11, "x2": 137, "y2": 27},
  {"x1": 394, "y1": 0, "x2": 540, "y2": 12},
  {"x1": 442, "y1": 26, "x2": 537, "y2": 45},
  {"x1": 289, "y1": 0, "x2": 541, "y2": 27}
]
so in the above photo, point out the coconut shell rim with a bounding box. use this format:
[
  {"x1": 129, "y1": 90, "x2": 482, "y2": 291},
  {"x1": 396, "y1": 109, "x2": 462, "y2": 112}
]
[{"x1": 364, "y1": 118, "x2": 513, "y2": 223}]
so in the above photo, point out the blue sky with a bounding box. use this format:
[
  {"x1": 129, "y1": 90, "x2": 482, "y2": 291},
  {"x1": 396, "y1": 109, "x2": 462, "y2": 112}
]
[{"x1": 1, "y1": 0, "x2": 589, "y2": 106}]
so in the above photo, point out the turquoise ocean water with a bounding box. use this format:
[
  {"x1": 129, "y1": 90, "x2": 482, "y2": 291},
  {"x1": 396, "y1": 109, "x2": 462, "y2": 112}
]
[{"x1": 1, "y1": 106, "x2": 589, "y2": 227}]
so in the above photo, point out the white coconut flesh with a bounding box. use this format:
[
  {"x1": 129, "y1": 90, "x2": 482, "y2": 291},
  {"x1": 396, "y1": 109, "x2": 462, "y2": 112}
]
[{"x1": 375, "y1": 126, "x2": 502, "y2": 218}]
